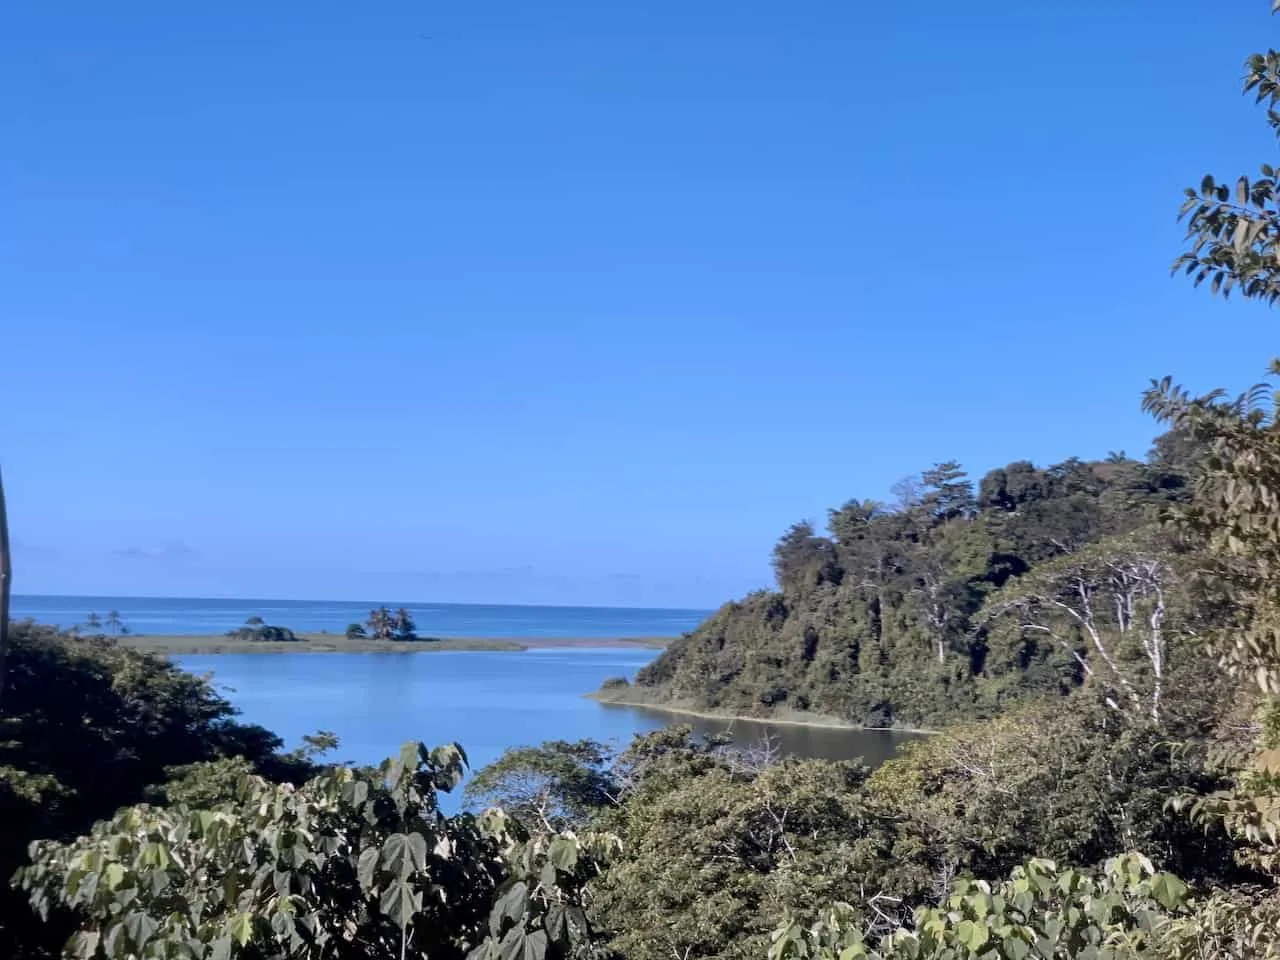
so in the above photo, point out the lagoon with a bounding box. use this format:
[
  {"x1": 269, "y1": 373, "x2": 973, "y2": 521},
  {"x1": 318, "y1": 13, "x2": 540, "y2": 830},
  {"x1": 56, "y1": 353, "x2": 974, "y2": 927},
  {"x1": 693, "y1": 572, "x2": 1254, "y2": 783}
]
[{"x1": 178, "y1": 648, "x2": 922, "y2": 807}]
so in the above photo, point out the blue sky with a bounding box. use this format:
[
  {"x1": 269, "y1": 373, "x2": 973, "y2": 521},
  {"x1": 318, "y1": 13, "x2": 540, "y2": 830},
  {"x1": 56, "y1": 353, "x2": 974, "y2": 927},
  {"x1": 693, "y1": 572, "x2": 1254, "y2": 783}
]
[{"x1": 2, "y1": 1, "x2": 1277, "y2": 608}]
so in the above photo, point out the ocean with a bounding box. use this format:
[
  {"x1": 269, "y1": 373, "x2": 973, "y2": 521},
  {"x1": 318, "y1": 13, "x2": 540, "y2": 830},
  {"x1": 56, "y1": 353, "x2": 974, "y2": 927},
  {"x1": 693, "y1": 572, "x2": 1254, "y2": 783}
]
[{"x1": 9, "y1": 595, "x2": 712, "y2": 639}]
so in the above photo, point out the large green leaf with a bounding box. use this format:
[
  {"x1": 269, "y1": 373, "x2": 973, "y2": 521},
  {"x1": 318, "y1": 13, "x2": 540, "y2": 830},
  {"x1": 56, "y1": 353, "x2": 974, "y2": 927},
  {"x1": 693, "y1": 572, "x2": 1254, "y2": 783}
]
[
  {"x1": 548, "y1": 837, "x2": 579, "y2": 873},
  {"x1": 544, "y1": 903, "x2": 568, "y2": 944},
  {"x1": 489, "y1": 881, "x2": 529, "y2": 938},
  {"x1": 229, "y1": 911, "x2": 255, "y2": 946},
  {"x1": 497, "y1": 927, "x2": 549, "y2": 960},
  {"x1": 1151, "y1": 872, "x2": 1189, "y2": 911},
  {"x1": 357, "y1": 845, "x2": 380, "y2": 892},
  {"x1": 379, "y1": 877, "x2": 423, "y2": 929},
  {"x1": 381, "y1": 832, "x2": 428, "y2": 877}
]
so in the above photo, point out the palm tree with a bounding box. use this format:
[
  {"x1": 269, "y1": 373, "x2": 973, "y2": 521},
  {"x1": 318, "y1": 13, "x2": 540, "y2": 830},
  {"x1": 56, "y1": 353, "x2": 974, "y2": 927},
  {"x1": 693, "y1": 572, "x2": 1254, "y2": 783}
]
[
  {"x1": 105, "y1": 610, "x2": 124, "y2": 636},
  {"x1": 86, "y1": 612, "x2": 103, "y2": 633},
  {"x1": 366, "y1": 607, "x2": 395, "y2": 641}
]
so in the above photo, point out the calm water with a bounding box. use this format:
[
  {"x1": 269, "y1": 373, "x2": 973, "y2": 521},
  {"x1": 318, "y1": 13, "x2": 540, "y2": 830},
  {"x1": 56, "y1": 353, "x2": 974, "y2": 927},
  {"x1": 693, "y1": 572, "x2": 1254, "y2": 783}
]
[
  {"x1": 177, "y1": 648, "x2": 922, "y2": 810},
  {"x1": 11, "y1": 595, "x2": 710, "y2": 639}
]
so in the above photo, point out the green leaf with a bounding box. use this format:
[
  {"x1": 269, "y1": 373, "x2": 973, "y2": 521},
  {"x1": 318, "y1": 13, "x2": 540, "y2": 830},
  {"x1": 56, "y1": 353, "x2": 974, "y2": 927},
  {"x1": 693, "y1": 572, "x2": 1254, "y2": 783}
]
[
  {"x1": 523, "y1": 929, "x2": 549, "y2": 960},
  {"x1": 539, "y1": 862, "x2": 558, "y2": 890},
  {"x1": 358, "y1": 845, "x2": 379, "y2": 891},
  {"x1": 399, "y1": 741, "x2": 420, "y2": 771},
  {"x1": 1151, "y1": 872, "x2": 1189, "y2": 910},
  {"x1": 500, "y1": 881, "x2": 529, "y2": 926},
  {"x1": 382, "y1": 833, "x2": 426, "y2": 877},
  {"x1": 104, "y1": 862, "x2": 126, "y2": 890},
  {"x1": 229, "y1": 912, "x2": 255, "y2": 946},
  {"x1": 548, "y1": 838, "x2": 579, "y2": 873},
  {"x1": 121, "y1": 913, "x2": 158, "y2": 951},
  {"x1": 68, "y1": 931, "x2": 101, "y2": 959},
  {"x1": 956, "y1": 919, "x2": 988, "y2": 952},
  {"x1": 379, "y1": 878, "x2": 422, "y2": 929},
  {"x1": 545, "y1": 903, "x2": 568, "y2": 944},
  {"x1": 407, "y1": 832, "x2": 429, "y2": 872}
]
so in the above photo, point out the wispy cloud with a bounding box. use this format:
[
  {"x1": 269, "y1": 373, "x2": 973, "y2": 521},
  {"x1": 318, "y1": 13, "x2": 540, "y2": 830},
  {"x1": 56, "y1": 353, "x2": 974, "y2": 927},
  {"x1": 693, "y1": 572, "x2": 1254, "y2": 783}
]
[
  {"x1": 12, "y1": 539, "x2": 60, "y2": 557},
  {"x1": 409, "y1": 565, "x2": 536, "y2": 582},
  {"x1": 114, "y1": 540, "x2": 193, "y2": 561}
]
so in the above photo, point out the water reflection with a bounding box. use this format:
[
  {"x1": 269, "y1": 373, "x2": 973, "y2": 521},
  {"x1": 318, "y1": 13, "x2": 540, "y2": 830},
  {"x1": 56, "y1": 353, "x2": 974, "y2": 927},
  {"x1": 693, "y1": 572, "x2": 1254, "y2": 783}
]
[{"x1": 601, "y1": 704, "x2": 925, "y2": 768}]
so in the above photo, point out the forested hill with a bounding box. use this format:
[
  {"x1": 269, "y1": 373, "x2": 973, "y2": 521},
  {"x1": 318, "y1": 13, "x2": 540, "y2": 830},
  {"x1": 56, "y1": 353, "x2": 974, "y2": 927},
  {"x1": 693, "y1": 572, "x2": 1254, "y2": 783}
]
[{"x1": 603, "y1": 440, "x2": 1195, "y2": 728}]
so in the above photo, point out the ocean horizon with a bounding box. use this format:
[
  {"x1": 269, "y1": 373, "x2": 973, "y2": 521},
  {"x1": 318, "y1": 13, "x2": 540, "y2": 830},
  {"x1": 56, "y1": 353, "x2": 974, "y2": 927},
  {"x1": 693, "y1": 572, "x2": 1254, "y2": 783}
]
[{"x1": 10, "y1": 594, "x2": 713, "y2": 639}]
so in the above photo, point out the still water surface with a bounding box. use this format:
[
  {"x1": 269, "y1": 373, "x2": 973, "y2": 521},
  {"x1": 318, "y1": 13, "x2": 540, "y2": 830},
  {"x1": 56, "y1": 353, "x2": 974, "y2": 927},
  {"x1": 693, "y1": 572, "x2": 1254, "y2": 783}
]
[{"x1": 180, "y1": 648, "x2": 922, "y2": 808}]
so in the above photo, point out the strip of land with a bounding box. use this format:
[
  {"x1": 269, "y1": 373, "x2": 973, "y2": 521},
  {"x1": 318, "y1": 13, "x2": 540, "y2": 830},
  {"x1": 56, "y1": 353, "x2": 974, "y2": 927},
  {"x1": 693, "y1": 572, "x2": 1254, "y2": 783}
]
[
  {"x1": 118, "y1": 633, "x2": 672, "y2": 655},
  {"x1": 590, "y1": 687, "x2": 939, "y2": 733}
]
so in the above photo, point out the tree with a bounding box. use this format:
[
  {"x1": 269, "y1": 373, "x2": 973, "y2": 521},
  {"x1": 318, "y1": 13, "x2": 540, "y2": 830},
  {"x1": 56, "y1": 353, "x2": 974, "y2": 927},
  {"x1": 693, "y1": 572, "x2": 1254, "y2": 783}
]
[
  {"x1": 919, "y1": 461, "x2": 975, "y2": 525},
  {"x1": 1172, "y1": 38, "x2": 1280, "y2": 304},
  {"x1": 464, "y1": 740, "x2": 617, "y2": 830},
  {"x1": 0, "y1": 621, "x2": 324, "y2": 956},
  {"x1": 16, "y1": 741, "x2": 616, "y2": 960},
  {"x1": 346, "y1": 622, "x2": 368, "y2": 640},
  {"x1": 367, "y1": 606, "x2": 396, "y2": 641},
  {"x1": 591, "y1": 729, "x2": 888, "y2": 960},
  {"x1": 104, "y1": 610, "x2": 123, "y2": 636},
  {"x1": 772, "y1": 521, "x2": 841, "y2": 594},
  {"x1": 394, "y1": 607, "x2": 418, "y2": 642},
  {"x1": 84, "y1": 612, "x2": 102, "y2": 633},
  {"x1": 770, "y1": 854, "x2": 1190, "y2": 960},
  {"x1": 986, "y1": 535, "x2": 1177, "y2": 721}
]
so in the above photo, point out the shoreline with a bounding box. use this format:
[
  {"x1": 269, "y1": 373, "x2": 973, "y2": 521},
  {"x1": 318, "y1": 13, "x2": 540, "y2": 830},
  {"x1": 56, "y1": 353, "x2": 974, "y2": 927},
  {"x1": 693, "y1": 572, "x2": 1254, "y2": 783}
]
[
  {"x1": 117, "y1": 634, "x2": 672, "y2": 656},
  {"x1": 589, "y1": 691, "x2": 939, "y2": 735}
]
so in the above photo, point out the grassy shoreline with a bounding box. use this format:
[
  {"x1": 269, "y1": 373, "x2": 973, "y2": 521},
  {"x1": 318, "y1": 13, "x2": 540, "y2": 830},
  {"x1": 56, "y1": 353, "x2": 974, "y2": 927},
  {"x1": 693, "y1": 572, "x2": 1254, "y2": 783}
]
[
  {"x1": 589, "y1": 688, "x2": 939, "y2": 734},
  {"x1": 119, "y1": 634, "x2": 673, "y2": 655}
]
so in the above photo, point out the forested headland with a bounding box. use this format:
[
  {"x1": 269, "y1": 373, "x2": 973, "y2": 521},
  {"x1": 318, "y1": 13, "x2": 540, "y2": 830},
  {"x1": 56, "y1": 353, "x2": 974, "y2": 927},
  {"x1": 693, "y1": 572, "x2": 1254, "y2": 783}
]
[
  {"x1": 7, "y1": 12, "x2": 1280, "y2": 960},
  {"x1": 595, "y1": 447, "x2": 1194, "y2": 729}
]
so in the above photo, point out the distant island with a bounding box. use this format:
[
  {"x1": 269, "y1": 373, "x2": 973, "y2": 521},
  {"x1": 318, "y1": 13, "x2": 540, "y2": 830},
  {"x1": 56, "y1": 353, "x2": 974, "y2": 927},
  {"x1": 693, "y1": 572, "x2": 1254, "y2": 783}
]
[
  {"x1": 117, "y1": 632, "x2": 672, "y2": 655},
  {"x1": 61, "y1": 605, "x2": 675, "y2": 655}
]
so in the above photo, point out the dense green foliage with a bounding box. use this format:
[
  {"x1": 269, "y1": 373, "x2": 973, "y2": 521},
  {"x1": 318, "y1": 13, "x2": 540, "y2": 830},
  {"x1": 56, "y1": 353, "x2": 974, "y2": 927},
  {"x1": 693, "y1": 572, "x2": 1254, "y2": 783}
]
[
  {"x1": 225, "y1": 617, "x2": 299, "y2": 643},
  {"x1": 359, "y1": 607, "x2": 424, "y2": 642},
  {"x1": 0, "y1": 621, "x2": 324, "y2": 957},
  {"x1": 463, "y1": 740, "x2": 617, "y2": 830},
  {"x1": 613, "y1": 453, "x2": 1192, "y2": 729}
]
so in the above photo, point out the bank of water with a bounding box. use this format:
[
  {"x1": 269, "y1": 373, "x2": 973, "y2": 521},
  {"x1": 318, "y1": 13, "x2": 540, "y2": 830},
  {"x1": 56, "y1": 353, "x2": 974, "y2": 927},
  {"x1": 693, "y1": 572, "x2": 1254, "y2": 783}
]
[{"x1": 178, "y1": 648, "x2": 922, "y2": 808}]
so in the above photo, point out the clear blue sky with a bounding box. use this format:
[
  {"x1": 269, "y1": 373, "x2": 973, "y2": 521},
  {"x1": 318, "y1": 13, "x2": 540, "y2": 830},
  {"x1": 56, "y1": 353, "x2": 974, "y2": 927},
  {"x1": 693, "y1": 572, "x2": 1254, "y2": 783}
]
[{"x1": 2, "y1": 1, "x2": 1276, "y2": 608}]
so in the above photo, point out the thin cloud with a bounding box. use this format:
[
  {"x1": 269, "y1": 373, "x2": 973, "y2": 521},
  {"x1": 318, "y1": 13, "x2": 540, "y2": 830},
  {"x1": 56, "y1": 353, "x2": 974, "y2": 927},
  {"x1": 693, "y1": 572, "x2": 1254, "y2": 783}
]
[{"x1": 114, "y1": 540, "x2": 193, "y2": 561}]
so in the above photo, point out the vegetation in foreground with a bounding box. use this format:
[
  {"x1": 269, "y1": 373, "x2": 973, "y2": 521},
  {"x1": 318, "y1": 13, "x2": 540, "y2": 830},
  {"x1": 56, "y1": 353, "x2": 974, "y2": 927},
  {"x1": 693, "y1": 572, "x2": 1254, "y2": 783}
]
[{"x1": 7, "y1": 12, "x2": 1280, "y2": 960}]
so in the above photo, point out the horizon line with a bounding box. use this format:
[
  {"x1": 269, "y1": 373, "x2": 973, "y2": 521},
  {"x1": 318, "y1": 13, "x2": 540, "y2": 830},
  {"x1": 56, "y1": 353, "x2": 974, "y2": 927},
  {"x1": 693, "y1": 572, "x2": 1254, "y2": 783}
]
[{"x1": 10, "y1": 592, "x2": 716, "y2": 613}]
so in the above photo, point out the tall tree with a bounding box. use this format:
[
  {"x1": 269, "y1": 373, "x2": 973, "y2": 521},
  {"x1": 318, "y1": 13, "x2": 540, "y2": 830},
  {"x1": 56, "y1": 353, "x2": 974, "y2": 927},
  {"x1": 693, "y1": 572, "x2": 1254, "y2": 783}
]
[
  {"x1": 987, "y1": 535, "x2": 1175, "y2": 720},
  {"x1": 394, "y1": 607, "x2": 418, "y2": 642},
  {"x1": 919, "y1": 461, "x2": 975, "y2": 525},
  {"x1": 771, "y1": 521, "x2": 840, "y2": 594},
  {"x1": 1139, "y1": 4, "x2": 1280, "y2": 899},
  {"x1": 366, "y1": 606, "x2": 395, "y2": 641}
]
